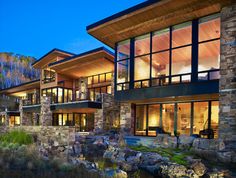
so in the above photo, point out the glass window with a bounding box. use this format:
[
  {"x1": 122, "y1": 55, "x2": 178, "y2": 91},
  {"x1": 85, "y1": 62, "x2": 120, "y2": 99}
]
[
  {"x1": 93, "y1": 75, "x2": 98, "y2": 84},
  {"x1": 58, "y1": 114, "x2": 63, "y2": 126},
  {"x1": 81, "y1": 114, "x2": 87, "y2": 132},
  {"x1": 67, "y1": 114, "x2": 74, "y2": 126},
  {"x1": 172, "y1": 46, "x2": 191, "y2": 82},
  {"x1": 74, "y1": 114, "x2": 80, "y2": 127},
  {"x1": 86, "y1": 114, "x2": 94, "y2": 132},
  {"x1": 64, "y1": 89, "x2": 68, "y2": 103},
  {"x1": 198, "y1": 40, "x2": 220, "y2": 71},
  {"x1": 106, "y1": 73, "x2": 112, "y2": 82},
  {"x1": 53, "y1": 114, "x2": 59, "y2": 126},
  {"x1": 68, "y1": 89, "x2": 72, "y2": 102},
  {"x1": 162, "y1": 104, "x2": 175, "y2": 135},
  {"x1": 152, "y1": 28, "x2": 170, "y2": 52},
  {"x1": 63, "y1": 114, "x2": 68, "y2": 126},
  {"x1": 135, "y1": 34, "x2": 150, "y2": 56},
  {"x1": 134, "y1": 55, "x2": 150, "y2": 81},
  {"x1": 211, "y1": 101, "x2": 219, "y2": 138},
  {"x1": 88, "y1": 77, "x2": 93, "y2": 85},
  {"x1": 199, "y1": 14, "x2": 220, "y2": 42},
  {"x1": 117, "y1": 40, "x2": 130, "y2": 61},
  {"x1": 177, "y1": 103, "x2": 191, "y2": 136},
  {"x1": 58, "y1": 88, "x2": 63, "y2": 103},
  {"x1": 52, "y1": 88, "x2": 57, "y2": 103},
  {"x1": 148, "y1": 104, "x2": 160, "y2": 136},
  {"x1": 100, "y1": 74, "x2": 105, "y2": 83},
  {"x1": 172, "y1": 21, "x2": 192, "y2": 48},
  {"x1": 135, "y1": 105, "x2": 147, "y2": 136},
  {"x1": 193, "y1": 102, "x2": 208, "y2": 135},
  {"x1": 117, "y1": 60, "x2": 129, "y2": 83},
  {"x1": 152, "y1": 51, "x2": 169, "y2": 86},
  {"x1": 89, "y1": 89, "x2": 95, "y2": 101}
]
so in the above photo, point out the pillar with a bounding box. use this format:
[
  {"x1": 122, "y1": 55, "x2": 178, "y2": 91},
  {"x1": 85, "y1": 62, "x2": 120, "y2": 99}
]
[{"x1": 40, "y1": 96, "x2": 52, "y2": 126}]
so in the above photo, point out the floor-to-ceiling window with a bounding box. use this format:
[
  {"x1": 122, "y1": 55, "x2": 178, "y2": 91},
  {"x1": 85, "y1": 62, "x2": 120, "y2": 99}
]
[
  {"x1": 177, "y1": 103, "x2": 191, "y2": 135},
  {"x1": 115, "y1": 13, "x2": 220, "y2": 91},
  {"x1": 162, "y1": 104, "x2": 175, "y2": 136},
  {"x1": 52, "y1": 113, "x2": 94, "y2": 132},
  {"x1": 9, "y1": 116, "x2": 20, "y2": 126},
  {"x1": 198, "y1": 14, "x2": 220, "y2": 80},
  {"x1": 135, "y1": 100, "x2": 218, "y2": 138},
  {"x1": 134, "y1": 34, "x2": 150, "y2": 88},
  {"x1": 117, "y1": 40, "x2": 130, "y2": 91},
  {"x1": 135, "y1": 105, "x2": 147, "y2": 136}
]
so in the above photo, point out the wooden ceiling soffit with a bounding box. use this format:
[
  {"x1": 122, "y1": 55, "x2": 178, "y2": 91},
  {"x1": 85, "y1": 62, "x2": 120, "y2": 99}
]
[{"x1": 88, "y1": 0, "x2": 232, "y2": 48}]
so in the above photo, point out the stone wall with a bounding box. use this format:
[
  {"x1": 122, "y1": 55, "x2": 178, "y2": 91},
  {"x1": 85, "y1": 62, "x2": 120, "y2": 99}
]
[
  {"x1": 120, "y1": 102, "x2": 134, "y2": 135},
  {"x1": 40, "y1": 96, "x2": 52, "y2": 126},
  {"x1": 219, "y1": 3, "x2": 236, "y2": 159},
  {"x1": 0, "y1": 111, "x2": 9, "y2": 126},
  {"x1": 94, "y1": 94, "x2": 120, "y2": 133},
  {"x1": 11, "y1": 126, "x2": 76, "y2": 158}
]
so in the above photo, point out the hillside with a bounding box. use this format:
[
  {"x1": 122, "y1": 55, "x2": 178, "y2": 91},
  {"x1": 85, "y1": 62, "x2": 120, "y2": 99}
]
[{"x1": 0, "y1": 52, "x2": 40, "y2": 90}]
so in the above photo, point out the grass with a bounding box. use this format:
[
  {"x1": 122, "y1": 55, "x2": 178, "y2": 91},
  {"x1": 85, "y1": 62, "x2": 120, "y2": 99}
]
[
  {"x1": 129, "y1": 145, "x2": 194, "y2": 166},
  {"x1": 0, "y1": 130, "x2": 33, "y2": 145}
]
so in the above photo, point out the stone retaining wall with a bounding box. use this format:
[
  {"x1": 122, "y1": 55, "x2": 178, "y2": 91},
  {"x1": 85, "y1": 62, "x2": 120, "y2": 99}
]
[{"x1": 10, "y1": 126, "x2": 76, "y2": 158}]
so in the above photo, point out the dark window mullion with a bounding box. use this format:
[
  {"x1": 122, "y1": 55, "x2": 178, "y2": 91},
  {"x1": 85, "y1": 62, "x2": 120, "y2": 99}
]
[
  {"x1": 169, "y1": 26, "x2": 172, "y2": 84},
  {"x1": 192, "y1": 19, "x2": 199, "y2": 82},
  {"x1": 150, "y1": 32, "x2": 153, "y2": 87},
  {"x1": 146, "y1": 105, "x2": 149, "y2": 136},
  {"x1": 130, "y1": 38, "x2": 135, "y2": 89}
]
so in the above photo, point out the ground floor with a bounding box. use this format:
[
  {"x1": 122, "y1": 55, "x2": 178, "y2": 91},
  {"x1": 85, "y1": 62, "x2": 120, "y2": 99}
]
[{"x1": 134, "y1": 100, "x2": 219, "y2": 138}]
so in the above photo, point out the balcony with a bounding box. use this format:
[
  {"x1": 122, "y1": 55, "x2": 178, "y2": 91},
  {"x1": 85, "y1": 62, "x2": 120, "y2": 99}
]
[{"x1": 117, "y1": 69, "x2": 219, "y2": 91}]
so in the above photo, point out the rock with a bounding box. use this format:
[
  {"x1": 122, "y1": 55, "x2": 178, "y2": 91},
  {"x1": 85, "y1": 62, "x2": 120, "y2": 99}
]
[
  {"x1": 167, "y1": 164, "x2": 187, "y2": 177},
  {"x1": 103, "y1": 168, "x2": 127, "y2": 178},
  {"x1": 186, "y1": 169, "x2": 199, "y2": 178},
  {"x1": 126, "y1": 152, "x2": 142, "y2": 165},
  {"x1": 179, "y1": 135, "x2": 195, "y2": 149},
  {"x1": 121, "y1": 162, "x2": 134, "y2": 172},
  {"x1": 140, "y1": 164, "x2": 161, "y2": 176},
  {"x1": 191, "y1": 161, "x2": 206, "y2": 176},
  {"x1": 141, "y1": 152, "x2": 167, "y2": 166}
]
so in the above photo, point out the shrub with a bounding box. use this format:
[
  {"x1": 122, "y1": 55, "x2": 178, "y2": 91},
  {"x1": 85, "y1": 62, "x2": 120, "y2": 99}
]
[{"x1": 0, "y1": 130, "x2": 33, "y2": 145}]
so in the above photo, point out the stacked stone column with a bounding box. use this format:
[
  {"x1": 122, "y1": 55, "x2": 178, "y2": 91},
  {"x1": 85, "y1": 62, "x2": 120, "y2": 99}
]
[
  {"x1": 40, "y1": 96, "x2": 52, "y2": 126},
  {"x1": 120, "y1": 102, "x2": 134, "y2": 135},
  {"x1": 219, "y1": 3, "x2": 236, "y2": 161}
]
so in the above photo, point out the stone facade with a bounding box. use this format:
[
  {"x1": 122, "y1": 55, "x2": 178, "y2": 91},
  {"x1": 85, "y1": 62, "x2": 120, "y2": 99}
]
[
  {"x1": 219, "y1": 3, "x2": 236, "y2": 159},
  {"x1": 120, "y1": 102, "x2": 134, "y2": 134},
  {"x1": 94, "y1": 94, "x2": 120, "y2": 133},
  {"x1": 77, "y1": 77, "x2": 88, "y2": 100},
  {"x1": 11, "y1": 126, "x2": 76, "y2": 158},
  {"x1": 0, "y1": 111, "x2": 9, "y2": 126},
  {"x1": 40, "y1": 96, "x2": 52, "y2": 126}
]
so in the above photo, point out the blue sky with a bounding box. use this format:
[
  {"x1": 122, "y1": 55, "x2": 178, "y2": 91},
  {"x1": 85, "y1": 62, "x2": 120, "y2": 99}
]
[{"x1": 0, "y1": 0, "x2": 145, "y2": 59}]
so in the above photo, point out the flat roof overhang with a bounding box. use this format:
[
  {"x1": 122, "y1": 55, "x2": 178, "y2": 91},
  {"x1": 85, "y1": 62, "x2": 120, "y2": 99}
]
[
  {"x1": 0, "y1": 80, "x2": 40, "y2": 95},
  {"x1": 33, "y1": 48, "x2": 75, "y2": 69},
  {"x1": 115, "y1": 80, "x2": 219, "y2": 103},
  {"x1": 51, "y1": 100, "x2": 102, "y2": 112},
  {"x1": 49, "y1": 47, "x2": 114, "y2": 78},
  {"x1": 87, "y1": 0, "x2": 233, "y2": 48}
]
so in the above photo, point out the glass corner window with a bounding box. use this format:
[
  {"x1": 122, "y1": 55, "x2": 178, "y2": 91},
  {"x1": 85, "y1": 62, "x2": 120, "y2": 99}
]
[{"x1": 117, "y1": 40, "x2": 130, "y2": 61}]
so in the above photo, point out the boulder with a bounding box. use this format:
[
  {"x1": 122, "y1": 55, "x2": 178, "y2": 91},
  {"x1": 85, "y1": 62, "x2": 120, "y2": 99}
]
[
  {"x1": 103, "y1": 168, "x2": 127, "y2": 178},
  {"x1": 141, "y1": 152, "x2": 167, "y2": 166},
  {"x1": 167, "y1": 164, "x2": 187, "y2": 177},
  {"x1": 140, "y1": 164, "x2": 161, "y2": 176},
  {"x1": 191, "y1": 161, "x2": 207, "y2": 176},
  {"x1": 179, "y1": 135, "x2": 195, "y2": 149}
]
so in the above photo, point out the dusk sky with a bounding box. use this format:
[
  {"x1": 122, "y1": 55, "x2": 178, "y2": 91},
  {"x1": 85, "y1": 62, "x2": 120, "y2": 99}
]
[{"x1": 0, "y1": 0, "x2": 145, "y2": 59}]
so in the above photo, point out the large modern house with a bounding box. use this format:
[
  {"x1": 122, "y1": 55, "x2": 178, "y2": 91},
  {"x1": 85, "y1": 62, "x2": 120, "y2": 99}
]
[
  {"x1": 0, "y1": 47, "x2": 117, "y2": 132},
  {"x1": 86, "y1": 0, "x2": 236, "y2": 146},
  {"x1": 0, "y1": 0, "x2": 235, "y2": 155}
]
